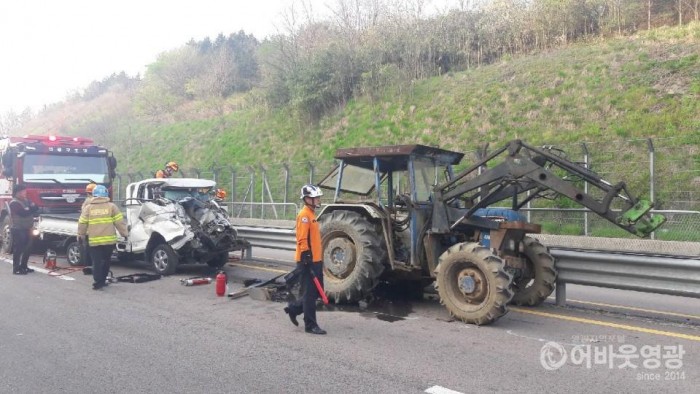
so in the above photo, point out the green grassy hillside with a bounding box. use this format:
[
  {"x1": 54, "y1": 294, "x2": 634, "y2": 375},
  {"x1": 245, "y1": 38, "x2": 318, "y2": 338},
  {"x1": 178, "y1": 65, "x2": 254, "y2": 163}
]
[{"x1": 22, "y1": 23, "x2": 700, "y2": 188}]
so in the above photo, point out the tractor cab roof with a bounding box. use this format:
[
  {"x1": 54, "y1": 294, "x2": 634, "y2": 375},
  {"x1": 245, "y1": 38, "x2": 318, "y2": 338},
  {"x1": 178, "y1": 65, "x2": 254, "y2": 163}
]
[{"x1": 334, "y1": 144, "x2": 464, "y2": 172}]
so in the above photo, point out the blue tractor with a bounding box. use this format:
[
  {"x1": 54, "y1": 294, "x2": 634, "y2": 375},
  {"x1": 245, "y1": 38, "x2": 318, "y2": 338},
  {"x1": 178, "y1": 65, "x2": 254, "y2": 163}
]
[{"x1": 315, "y1": 140, "x2": 665, "y2": 325}]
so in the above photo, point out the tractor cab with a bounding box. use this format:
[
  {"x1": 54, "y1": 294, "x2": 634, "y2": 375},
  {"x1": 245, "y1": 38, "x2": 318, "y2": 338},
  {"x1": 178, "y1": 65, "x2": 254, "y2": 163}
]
[{"x1": 318, "y1": 144, "x2": 464, "y2": 208}]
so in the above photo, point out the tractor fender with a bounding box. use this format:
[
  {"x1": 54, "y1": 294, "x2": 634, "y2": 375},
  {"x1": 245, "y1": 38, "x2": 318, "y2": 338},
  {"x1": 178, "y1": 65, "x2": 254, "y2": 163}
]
[
  {"x1": 317, "y1": 203, "x2": 395, "y2": 269},
  {"x1": 317, "y1": 203, "x2": 387, "y2": 221}
]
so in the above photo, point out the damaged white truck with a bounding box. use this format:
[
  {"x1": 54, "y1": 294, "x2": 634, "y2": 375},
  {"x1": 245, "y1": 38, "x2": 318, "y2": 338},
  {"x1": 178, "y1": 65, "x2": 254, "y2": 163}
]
[{"x1": 35, "y1": 178, "x2": 248, "y2": 275}]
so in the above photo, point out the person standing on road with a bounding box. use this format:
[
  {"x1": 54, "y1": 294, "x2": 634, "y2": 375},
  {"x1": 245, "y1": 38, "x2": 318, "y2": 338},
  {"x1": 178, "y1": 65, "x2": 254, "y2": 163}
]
[
  {"x1": 284, "y1": 184, "x2": 327, "y2": 335},
  {"x1": 77, "y1": 185, "x2": 128, "y2": 290},
  {"x1": 9, "y1": 184, "x2": 39, "y2": 275}
]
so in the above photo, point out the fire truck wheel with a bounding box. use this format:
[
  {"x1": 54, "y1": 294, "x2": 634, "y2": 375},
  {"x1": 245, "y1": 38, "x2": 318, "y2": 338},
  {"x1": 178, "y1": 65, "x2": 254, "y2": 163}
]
[
  {"x1": 150, "y1": 243, "x2": 179, "y2": 275},
  {"x1": 0, "y1": 216, "x2": 12, "y2": 254}
]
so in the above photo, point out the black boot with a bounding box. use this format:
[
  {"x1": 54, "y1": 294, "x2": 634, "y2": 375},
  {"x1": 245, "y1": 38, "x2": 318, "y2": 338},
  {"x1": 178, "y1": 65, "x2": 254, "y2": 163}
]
[
  {"x1": 305, "y1": 326, "x2": 327, "y2": 335},
  {"x1": 284, "y1": 307, "x2": 299, "y2": 326}
]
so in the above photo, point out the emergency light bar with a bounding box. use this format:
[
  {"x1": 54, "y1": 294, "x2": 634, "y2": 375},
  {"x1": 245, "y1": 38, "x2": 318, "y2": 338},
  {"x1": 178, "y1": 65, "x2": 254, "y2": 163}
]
[{"x1": 18, "y1": 134, "x2": 94, "y2": 145}]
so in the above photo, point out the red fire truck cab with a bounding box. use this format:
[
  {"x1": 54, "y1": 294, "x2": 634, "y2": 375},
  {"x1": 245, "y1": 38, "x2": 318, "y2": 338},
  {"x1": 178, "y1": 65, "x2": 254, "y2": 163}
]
[{"x1": 0, "y1": 134, "x2": 117, "y2": 252}]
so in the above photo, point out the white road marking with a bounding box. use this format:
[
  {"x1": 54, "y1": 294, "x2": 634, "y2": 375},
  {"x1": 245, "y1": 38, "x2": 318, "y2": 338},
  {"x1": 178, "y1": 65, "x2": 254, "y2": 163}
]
[
  {"x1": 32, "y1": 266, "x2": 76, "y2": 281},
  {"x1": 505, "y1": 330, "x2": 579, "y2": 347},
  {"x1": 425, "y1": 385, "x2": 464, "y2": 394}
]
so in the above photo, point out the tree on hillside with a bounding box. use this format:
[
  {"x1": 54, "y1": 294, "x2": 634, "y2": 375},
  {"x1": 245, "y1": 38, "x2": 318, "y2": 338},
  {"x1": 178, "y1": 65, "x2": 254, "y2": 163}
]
[
  {"x1": 147, "y1": 45, "x2": 204, "y2": 99},
  {"x1": 81, "y1": 72, "x2": 140, "y2": 102},
  {"x1": 1, "y1": 108, "x2": 32, "y2": 133},
  {"x1": 225, "y1": 31, "x2": 260, "y2": 91}
]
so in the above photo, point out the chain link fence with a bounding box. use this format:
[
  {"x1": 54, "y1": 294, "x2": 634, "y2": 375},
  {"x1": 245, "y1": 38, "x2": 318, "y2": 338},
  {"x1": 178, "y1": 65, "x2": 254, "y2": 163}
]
[{"x1": 115, "y1": 137, "x2": 700, "y2": 241}]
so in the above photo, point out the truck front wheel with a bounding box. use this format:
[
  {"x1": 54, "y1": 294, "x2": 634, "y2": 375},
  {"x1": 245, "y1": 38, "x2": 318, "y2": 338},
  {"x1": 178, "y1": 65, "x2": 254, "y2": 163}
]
[
  {"x1": 150, "y1": 243, "x2": 179, "y2": 275},
  {"x1": 0, "y1": 216, "x2": 12, "y2": 254},
  {"x1": 65, "y1": 241, "x2": 83, "y2": 266}
]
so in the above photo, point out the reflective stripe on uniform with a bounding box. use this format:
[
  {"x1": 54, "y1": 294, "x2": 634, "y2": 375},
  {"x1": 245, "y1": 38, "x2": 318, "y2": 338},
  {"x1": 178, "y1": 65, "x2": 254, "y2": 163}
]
[{"x1": 89, "y1": 235, "x2": 118, "y2": 245}]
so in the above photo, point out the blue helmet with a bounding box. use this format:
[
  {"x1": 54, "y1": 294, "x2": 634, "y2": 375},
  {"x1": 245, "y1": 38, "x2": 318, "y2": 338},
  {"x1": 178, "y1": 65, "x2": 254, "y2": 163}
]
[{"x1": 92, "y1": 185, "x2": 109, "y2": 198}]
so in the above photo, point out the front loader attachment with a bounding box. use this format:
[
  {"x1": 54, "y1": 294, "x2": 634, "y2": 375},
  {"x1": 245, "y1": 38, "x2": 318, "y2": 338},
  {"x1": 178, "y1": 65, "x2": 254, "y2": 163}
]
[
  {"x1": 617, "y1": 200, "x2": 666, "y2": 237},
  {"x1": 433, "y1": 139, "x2": 666, "y2": 237}
]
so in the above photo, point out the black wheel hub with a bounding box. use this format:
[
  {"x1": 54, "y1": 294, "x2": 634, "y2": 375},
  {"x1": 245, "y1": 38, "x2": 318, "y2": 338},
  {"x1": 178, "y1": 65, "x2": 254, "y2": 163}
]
[{"x1": 325, "y1": 237, "x2": 356, "y2": 279}]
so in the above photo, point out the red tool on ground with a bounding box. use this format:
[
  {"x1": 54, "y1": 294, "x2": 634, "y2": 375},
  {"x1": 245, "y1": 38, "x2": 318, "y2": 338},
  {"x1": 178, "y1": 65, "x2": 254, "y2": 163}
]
[
  {"x1": 43, "y1": 249, "x2": 58, "y2": 270},
  {"x1": 309, "y1": 269, "x2": 329, "y2": 305},
  {"x1": 180, "y1": 277, "x2": 212, "y2": 286}
]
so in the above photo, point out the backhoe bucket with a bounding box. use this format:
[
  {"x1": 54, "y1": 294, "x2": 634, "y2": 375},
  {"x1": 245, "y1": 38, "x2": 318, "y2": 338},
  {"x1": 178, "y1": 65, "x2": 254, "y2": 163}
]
[
  {"x1": 617, "y1": 200, "x2": 653, "y2": 226},
  {"x1": 633, "y1": 214, "x2": 667, "y2": 237}
]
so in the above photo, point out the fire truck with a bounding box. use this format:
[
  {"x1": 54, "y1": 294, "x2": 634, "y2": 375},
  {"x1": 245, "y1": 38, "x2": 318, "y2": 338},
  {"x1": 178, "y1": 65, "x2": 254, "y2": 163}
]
[{"x1": 0, "y1": 135, "x2": 117, "y2": 253}]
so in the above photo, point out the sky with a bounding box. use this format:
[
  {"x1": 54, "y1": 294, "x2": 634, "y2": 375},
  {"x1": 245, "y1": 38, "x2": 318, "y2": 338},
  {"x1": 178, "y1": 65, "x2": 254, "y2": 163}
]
[
  {"x1": 0, "y1": 0, "x2": 460, "y2": 116},
  {"x1": 0, "y1": 0, "x2": 308, "y2": 115}
]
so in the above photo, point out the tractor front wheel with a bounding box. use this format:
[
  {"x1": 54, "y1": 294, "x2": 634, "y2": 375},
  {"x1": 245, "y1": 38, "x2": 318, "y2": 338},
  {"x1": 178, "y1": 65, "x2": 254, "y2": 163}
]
[
  {"x1": 435, "y1": 242, "x2": 514, "y2": 325},
  {"x1": 510, "y1": 236, "x2": 557, "y2": 306}
]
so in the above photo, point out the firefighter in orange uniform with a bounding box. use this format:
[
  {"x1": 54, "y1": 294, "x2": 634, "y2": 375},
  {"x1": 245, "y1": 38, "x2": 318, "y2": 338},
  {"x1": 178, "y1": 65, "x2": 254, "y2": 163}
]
[
  {"x1": 284, "y1": 184, "x2": 326, "y2": 335},
  {"x1": 155, "y1": 161, "x2": 179, "y2": 178}
]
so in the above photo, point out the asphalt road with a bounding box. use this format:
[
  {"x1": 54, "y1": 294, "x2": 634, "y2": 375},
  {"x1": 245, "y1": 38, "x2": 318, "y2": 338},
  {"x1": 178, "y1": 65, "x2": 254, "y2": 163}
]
[{"x1": 0, "y1": 249, "x2": 698, "y2": 394}]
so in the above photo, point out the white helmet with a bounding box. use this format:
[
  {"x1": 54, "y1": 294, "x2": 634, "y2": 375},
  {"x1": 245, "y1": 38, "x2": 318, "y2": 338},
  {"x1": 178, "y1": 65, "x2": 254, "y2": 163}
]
[{"x1": 300, "y1": 184, "x2": 323, "y2": 200}]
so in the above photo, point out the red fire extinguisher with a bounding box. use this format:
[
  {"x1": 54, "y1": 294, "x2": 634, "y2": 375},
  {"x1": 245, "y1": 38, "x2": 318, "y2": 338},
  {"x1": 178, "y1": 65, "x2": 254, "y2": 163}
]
[{"x1": 216, "y1": 271, "x2": 228, "y2": 297}]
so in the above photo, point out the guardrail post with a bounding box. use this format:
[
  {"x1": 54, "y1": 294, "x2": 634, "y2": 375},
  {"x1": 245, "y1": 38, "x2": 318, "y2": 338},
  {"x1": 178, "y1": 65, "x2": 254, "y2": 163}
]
[
  {"x1": 555, "y1": 280, "x2": 566, "y2": 306},
  {"x1": 242, "y1": 244, "x2": 253, "y2": 260}
]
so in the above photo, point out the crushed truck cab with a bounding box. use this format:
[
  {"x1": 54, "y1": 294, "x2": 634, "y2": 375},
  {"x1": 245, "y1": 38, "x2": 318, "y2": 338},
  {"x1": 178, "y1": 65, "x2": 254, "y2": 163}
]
[{"x1": 116, "y1": 178, "x2": 248, "y2": 275}]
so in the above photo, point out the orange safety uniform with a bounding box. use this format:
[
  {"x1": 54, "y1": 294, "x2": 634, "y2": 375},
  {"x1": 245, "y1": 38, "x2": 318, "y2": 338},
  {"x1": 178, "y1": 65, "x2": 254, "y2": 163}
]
[{"x1": 294, "y1": 205, "x2": 322, "y2": 263}]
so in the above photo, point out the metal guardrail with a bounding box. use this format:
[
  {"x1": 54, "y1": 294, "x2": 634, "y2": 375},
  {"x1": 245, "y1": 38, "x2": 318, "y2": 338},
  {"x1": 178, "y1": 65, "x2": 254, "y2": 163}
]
[
  {"x1": 233, "y1": 224, "x2": 700, "y2": 305},
  {"x1": 235, "y1": 226, "x2": 296, "y2": 253},
  {"x1": 552, "y1": 249, "x2": 700, "y2": 305}
]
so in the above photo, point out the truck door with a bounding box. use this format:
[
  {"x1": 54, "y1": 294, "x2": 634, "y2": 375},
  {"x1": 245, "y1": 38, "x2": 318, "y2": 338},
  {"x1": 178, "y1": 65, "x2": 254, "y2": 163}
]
[{"x1": 123, "y1": 183, "x2": 150, "y2": 252}]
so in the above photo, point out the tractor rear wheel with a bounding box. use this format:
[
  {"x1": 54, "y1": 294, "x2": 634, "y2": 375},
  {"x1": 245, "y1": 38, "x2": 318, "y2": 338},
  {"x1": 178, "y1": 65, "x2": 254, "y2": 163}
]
[
  {"x1": 510, "y1": 236, "x2": 557, "y2": 306},
  {"x1": 319, "y1": 210, "x2": 386, "y2": 303},
  {"x1": 435, "y1": 242, "x2": 514, "y2": 325}
]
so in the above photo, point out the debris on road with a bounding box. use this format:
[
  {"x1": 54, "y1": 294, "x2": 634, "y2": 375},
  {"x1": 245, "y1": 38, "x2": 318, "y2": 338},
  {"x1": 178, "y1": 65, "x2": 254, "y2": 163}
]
[{"x1": 181, "y1": 277, "x2": 213, "y2": 286}]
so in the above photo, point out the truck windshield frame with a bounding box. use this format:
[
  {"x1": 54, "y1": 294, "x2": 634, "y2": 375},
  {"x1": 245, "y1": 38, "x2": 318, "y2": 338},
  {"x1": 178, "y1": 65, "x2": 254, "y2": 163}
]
[{"x1": 21, "y1": 153, "x2": 110, "y2": 184}]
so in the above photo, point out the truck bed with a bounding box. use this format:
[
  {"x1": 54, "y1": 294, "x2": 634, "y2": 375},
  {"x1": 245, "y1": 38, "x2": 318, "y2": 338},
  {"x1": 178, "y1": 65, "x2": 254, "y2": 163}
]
[{"x1": 36, "y1": 212, "x2": 80, "y2": 237}]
